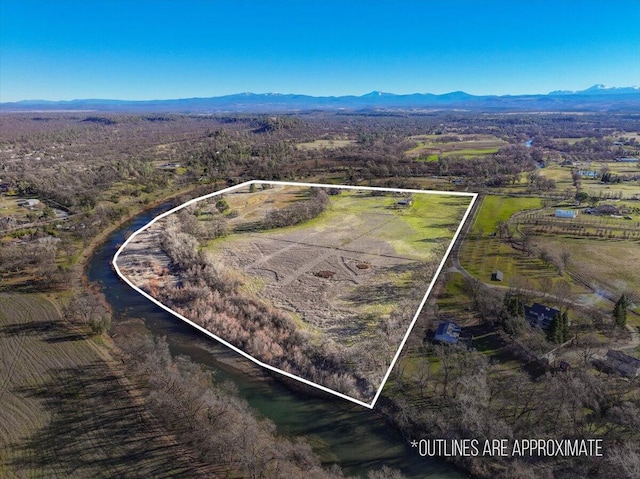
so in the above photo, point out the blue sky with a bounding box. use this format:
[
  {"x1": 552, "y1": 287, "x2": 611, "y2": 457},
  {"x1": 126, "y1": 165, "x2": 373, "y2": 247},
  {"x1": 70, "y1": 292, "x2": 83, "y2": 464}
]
[{"x1": 1, "y1": 0, "x2": 639, "y2": 101}]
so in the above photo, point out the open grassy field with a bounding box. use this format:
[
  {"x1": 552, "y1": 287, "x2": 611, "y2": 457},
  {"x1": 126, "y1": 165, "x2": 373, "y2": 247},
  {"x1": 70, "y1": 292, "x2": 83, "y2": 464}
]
[
  {"x1": 0, "y1": 293, "x2": 208, "y2": 478},
  {"x1": 470, "y1": 194, "x2": 542, "y2": 235},
  {"x1": 296, "y1": 139, "x2": 355, "y2": 150},
  {"x1": 533, "y1": 236, "x2": 640, "y2": 300},
  {"x1": 405, "y1": 134, "x2": 507, "y2": 160},
  {"x1": 459, "y1": 195, "x2": 595, "y2": 293},
  {"x1": 118, "y1": 184, "x2": 473, "y2": 402},
  {"x1": 206, "y1": 186, "x2": 472, "y2": 340}
]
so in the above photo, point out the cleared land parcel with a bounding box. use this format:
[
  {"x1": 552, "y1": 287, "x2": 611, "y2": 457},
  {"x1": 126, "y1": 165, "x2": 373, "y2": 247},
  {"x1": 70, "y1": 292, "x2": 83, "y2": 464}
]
[{"x1": 116, "y1": 182, "x2": 474, "y2": 405}]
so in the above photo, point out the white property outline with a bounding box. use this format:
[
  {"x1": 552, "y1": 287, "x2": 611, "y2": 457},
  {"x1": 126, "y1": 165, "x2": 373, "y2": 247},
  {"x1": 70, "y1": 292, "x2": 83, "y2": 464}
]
[{"x1": 113, "y1": 180, "x2": 478, "y2": 409}]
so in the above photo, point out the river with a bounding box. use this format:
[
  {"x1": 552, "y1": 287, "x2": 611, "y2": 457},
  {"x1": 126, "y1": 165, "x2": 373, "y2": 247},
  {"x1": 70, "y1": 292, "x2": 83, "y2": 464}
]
[{"x1": 86, "y1": 203, "x2": 465, "y2": 478}]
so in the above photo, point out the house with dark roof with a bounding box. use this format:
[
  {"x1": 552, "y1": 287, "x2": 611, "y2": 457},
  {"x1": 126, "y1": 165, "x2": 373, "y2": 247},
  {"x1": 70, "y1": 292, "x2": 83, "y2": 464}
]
[
  {"x1": 605, "y1": 350, "x2": 640, "y2": 377},
  {"x1": 434, "y1": 321, "x2": 461, "y2": 344},
  {"x1": 491, "y1": 270, "x2": 504, "y2": 281},
  {"x1": 525, "y1": 303, "x2": 561, "y2": 330}
]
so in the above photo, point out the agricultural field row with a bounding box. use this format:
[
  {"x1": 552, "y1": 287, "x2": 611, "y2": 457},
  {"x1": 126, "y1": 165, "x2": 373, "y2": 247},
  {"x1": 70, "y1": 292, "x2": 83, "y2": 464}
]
[{"x1": 0, "y1": 293, "x2": 201, "y2": 478}]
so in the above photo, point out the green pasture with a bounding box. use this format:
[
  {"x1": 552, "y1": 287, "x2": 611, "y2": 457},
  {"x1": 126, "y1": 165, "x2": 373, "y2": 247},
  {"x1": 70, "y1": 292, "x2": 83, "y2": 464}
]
[
  {"x1": 375, "y1": 193, "x2": 471, "y2": 257},
  {"x1": 405, "y1": 134, "x2": 506, "y2": 160},
  {"x1": 205, "y1": 188, "x2": 472, "y2": 262},
  {"x1": 441, "y1": 147, "x2": 500, "y2": 157},
  {"x1": 278, "y1": 190, "x2": 472, "y2": 258},
  {"x1": 471, "y1": 195, "x2": 542, "y2": 236}
]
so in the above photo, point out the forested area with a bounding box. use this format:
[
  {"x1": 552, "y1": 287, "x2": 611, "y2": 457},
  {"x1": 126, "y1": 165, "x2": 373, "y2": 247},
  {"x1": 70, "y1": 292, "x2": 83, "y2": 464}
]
[{"x1": 263, "y1": 188, "x2": 329, "y2": 228}]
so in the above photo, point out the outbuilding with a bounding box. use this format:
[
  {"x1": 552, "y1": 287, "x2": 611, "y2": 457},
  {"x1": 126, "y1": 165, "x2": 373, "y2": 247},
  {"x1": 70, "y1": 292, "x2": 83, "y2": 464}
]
[
  {"x1": 555, "y1": 209, "x2": 578, "y2": 219},
  {"x1": 605, "y1": 350, "x2": 640, "y2": 377}
]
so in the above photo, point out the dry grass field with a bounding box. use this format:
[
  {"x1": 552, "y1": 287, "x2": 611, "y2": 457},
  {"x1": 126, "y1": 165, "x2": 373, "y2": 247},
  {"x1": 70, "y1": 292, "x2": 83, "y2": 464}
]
[
  {"x1": 118, "y1": 184, "x2": 472, "y2": 401},
  {"x1": 207, "y1": 186, "x2": 471, "y2": 344},
  {"x1": 0, "y1": 293, "x2": 211, "y2": 478},
  {"x1": 533, "y1": 237, "x2": 640, "y2": 300},
  {"x1": 296, "y1": 139, "x2": 356, "y2": 150}
]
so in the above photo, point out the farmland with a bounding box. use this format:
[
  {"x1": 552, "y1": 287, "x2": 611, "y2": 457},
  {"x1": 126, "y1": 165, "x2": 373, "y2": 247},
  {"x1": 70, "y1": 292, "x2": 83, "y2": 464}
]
[
  {"x1": 117, "y1": 183, "x2": 472, "y2": 402},
  {"x1": 459, "y1": 195, "x2": 553, "y2": 287},
  {"x1": 459, "y1": 192, "x2": 640, "y2": 294},
  {"x1": 469, "y1": 195, "x2": 542, "y2": 235},
  {"x1": 538, "y1": 162, "x2": 640, "y2": 200},
  {"x1": 405, "y1": 134, "x2": 507, "y2": 160},
  {"x1": 1, "y1": 109, "x2": 639, "y2": 478},
  {"x1": 208, "y1": 185, "x2": 471, "y2": 340},
  {"x1": 0, "y1": 293, "x2": 206, "y2": 478}
]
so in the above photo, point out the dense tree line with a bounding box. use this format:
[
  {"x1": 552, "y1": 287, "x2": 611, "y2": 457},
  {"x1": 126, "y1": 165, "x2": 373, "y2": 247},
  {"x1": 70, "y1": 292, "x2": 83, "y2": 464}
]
[
  {"x1": 122, "y1": 335, "x2": 405, "y2": 479},
  {"x1": 263, "y1": 188, "x2": 329, "y2": 228}
]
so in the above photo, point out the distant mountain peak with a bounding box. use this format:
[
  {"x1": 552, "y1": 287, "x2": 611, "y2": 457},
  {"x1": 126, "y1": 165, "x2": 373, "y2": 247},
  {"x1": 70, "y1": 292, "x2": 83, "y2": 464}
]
[
  {"x1": 550, "y1": 84, "x2": 640, "y2": 96},
  {"x1": 363, "y1": 90, "x2": 394, "y2": 97}
]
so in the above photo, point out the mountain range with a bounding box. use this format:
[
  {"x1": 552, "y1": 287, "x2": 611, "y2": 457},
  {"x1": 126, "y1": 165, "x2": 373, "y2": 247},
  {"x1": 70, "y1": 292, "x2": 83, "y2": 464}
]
[{"x1": 2, "y1": 85, "x2": 639, "y2": 113}]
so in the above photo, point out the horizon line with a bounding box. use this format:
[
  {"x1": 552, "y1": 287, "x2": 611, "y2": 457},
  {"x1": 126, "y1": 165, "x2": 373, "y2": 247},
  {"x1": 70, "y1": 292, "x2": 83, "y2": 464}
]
[{"x1": 3, "y1": 84, "x2": 640, "y2": 104}]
